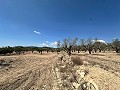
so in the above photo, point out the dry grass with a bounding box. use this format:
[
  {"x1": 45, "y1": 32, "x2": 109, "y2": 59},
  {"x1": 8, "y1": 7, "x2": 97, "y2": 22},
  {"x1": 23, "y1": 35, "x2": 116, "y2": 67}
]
[{"x1": 71, "y1": 56, "x2": 83, "y2": 65}]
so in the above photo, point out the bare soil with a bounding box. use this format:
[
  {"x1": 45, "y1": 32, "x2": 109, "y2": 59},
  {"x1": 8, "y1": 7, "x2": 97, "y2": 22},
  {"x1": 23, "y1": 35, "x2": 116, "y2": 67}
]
[
  {"x1": 72, "y1": 52, "x2": 120, "y2": 90},
  {"x1": 0, "y1": 52, "x2": 120, "y2": 90},
  {"x1": 0, "y1": 53, "x2": 58, "y2": 90}
]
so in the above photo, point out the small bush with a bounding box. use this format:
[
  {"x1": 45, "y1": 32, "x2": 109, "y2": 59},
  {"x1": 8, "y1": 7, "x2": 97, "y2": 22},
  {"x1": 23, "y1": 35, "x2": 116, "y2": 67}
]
[
  {"x1": 71, "y1": 57, "x2": 83, "y2": 65},
  {"x1": 0, "y1": 59, "x2": 10, "y2": 67},
  {"x1": 59, "y1": 65, "x2": 67, "y2": 73}
]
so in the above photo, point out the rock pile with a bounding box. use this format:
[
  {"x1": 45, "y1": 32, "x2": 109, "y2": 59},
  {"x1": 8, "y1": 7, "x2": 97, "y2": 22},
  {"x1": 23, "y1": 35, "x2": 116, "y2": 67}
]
[{"x1": 53, "y1": 52, "x2": 99, "y2": 90}]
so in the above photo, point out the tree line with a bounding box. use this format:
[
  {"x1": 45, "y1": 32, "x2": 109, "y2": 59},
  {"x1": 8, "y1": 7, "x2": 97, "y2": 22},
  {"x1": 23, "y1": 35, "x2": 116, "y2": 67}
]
[
  {"x1": 57, "y1": 37, "x2": 120, "y2": 55},
  {"x1": 0, "y1": 38, "x2": 119, "y2": 56},
  {"x1": 0, "y1": 46, "x2": 56, "y2": 55}
]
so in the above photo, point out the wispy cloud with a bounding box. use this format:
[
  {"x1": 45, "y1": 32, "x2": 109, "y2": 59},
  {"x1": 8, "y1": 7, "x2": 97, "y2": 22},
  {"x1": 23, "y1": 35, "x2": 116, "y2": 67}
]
[
  {"x1": 39, "y1": 41, "x2": 58, "y2": 47},
  {"x1": 34, "y1": 31, "x2": 41, "y2": 34}
]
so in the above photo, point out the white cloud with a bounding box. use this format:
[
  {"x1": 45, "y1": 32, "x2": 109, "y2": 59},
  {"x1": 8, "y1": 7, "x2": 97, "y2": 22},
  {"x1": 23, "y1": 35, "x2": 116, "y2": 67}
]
[
  {"x1": 39, "y1": 41, "x2": 57, "y2": 47},
  {"x1": 97, "y1": 40, "x2": 106, "y2": 43},
  {"x1": 93, "y1": 39, "x2": 106, "y2": 44},
  {"x1": 39, "y1": 43, "x2": 48, "y2": 47},
  {"x1": 50, "y1": 41, "x2": 58, "y2": 46},
  {"x1": 34, "y1": 31, "x2": 41, "y2": 34},
  {"x1": 46, "y1": 41, "x2": 50, "y2": 43}
]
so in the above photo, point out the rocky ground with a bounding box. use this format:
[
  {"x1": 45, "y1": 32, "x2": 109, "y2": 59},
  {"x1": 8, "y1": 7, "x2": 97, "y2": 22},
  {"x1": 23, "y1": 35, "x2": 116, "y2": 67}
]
[
  {"x1": 0, "y1": 52, "x2": 120, "y2": 90},
  {"x1": 72, "y1": 52, "x2": 120, "y2": 90}
]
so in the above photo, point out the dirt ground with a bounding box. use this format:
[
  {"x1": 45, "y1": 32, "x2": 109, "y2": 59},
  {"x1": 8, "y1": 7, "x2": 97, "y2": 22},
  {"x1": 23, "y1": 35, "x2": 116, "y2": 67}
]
[
  {"x1": 0, "y1": 52, "x2": 120, "y2": 90},
  {"x1": 0, "y1": 53, "x2": 58, "y2": 90},
  {"x1": 72, "y1": 52, "x2": 120, "y2": 90}
]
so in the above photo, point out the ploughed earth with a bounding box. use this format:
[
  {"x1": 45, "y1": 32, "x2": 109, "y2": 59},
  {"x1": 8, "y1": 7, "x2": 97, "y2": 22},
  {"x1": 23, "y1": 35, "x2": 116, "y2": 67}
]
[{"x1": 0, "y1": 52, "x2": 120, "y2": 90}]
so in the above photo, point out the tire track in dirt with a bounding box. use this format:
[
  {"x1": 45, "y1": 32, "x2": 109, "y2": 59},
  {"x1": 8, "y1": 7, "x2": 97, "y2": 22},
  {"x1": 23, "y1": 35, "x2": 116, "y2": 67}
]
[
  {"x1": 0, "y1": 54, "x2": 58, "y2": 90},
  {"x1": 81, "y1": 55, "x2": 120, "y2": 77},
  {"x1": 0, "y1": 71, "x2": 32, "y2": 90}
]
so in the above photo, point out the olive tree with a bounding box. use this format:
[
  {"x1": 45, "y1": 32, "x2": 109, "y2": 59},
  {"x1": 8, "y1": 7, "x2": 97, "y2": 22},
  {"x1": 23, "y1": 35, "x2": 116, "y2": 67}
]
[
  {"x1": 57, "y1": 40, "x2": 61, "y2": 53},
  {"x1": 112, "y1": 38, "x2": 120, "y2": 53},
  {"x1": 0, "y1": 46, "x2": 14, "y2": 55},
  {"x1": 87, "y1": 37, "x2": 93, "y2": 54},
  {"x1": 80, "y1": 39, "x2": 87, "y2": 52},
  {"x1": 93, "y1": 38, "x2": 107, "y2": 52},
  {"x1": 62, "y1": 37, "x2": 78, "y2": 55}
]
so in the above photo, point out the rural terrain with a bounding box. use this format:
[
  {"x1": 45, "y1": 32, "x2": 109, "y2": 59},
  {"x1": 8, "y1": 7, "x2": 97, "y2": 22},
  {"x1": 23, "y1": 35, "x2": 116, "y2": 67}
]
[
  {"x1": 0, "y1": 0, "x2": 120, "y2": 90},
  {"x1": 0, "y1": 52, "x2": 120, "y2": 90}
]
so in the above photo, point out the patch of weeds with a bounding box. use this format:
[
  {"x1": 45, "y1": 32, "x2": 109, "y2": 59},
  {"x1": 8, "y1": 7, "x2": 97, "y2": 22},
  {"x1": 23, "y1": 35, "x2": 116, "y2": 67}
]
[
  {"x1": 59, "y1": 65, "x2": 67, "y2": 73},
  {"x1": 71, "y1": 57, "x2": 83, "y2": 65},
  {"x1": 0, "y1": 59, "x2": 10, "y2": 67}
]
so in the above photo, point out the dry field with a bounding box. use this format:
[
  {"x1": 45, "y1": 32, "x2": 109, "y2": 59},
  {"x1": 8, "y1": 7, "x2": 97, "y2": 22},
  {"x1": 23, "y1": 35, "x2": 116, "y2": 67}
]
[
  {"x1": 0, "y1": 53, "x2": 58, "y2": 90},
  {"x1": 72, "y1": 52, "x2": 120, "y2": 90},
  {"x1": 0, "y1": 52, "x2": 120, "y2": 90}
]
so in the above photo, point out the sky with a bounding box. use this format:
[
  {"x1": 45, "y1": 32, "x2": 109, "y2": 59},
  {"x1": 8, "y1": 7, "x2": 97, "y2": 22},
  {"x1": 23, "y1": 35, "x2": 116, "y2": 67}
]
[{"x1": 0, "y1": 0, "x2": 120, "y2": 47}]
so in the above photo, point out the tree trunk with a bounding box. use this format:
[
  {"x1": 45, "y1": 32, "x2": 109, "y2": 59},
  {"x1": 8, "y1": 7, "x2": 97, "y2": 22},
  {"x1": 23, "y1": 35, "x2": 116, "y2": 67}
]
[
  {"x1": 89, "y1": 50, "x2": 91, "y2": 54},
  {"x1": 68, "y1": 46, "x2": 72, "y2": 56},
  {"x1": 94, "y1": 49, "x2": 97, "y2": 53},
  {"x1": 41, "y1": 51, "x2": 42, "y2": 54},
  {"x1": 116, "y1": 49, "x2": 119, "y2": 53},
  {"x1": 18, "y1": 52, "x2": 20, "y2": 55},
  {"x1": 32, "y1": 51, "x2": 34, "y2": 53}
]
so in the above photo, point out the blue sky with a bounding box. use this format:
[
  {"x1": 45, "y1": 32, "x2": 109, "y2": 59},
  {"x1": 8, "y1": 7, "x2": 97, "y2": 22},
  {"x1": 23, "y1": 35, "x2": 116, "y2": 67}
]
[{"x1": 0, "y1": 0, "x2": 120, "y2": 47}]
